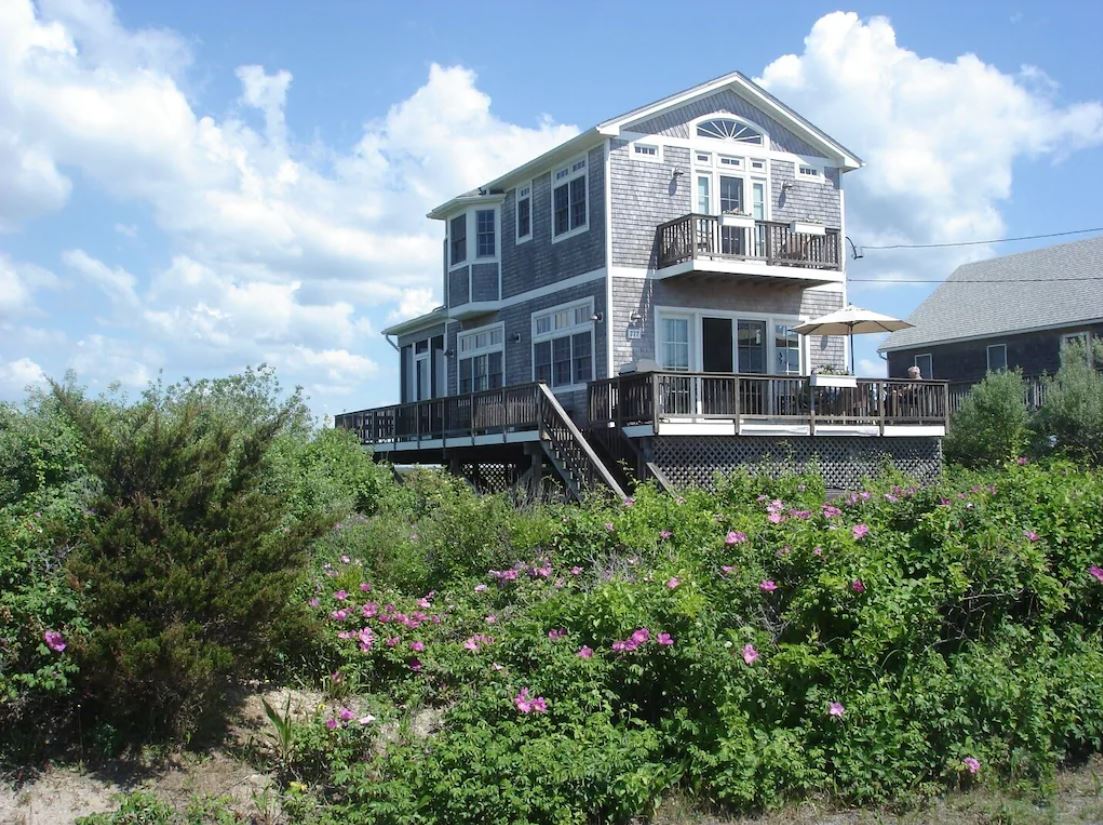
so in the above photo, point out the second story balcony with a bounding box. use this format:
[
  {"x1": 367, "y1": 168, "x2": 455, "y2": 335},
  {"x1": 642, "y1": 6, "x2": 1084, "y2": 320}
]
[{"x1": 656, "y1": 214, "x2": 843, "y2": 284}]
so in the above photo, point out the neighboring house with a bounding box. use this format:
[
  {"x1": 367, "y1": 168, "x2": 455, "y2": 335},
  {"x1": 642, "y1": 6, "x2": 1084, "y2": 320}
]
[
  {"x1": 881, "y1": 235, "x2": 1103, "y2": 385},
  {"x1": 339, "y1": 71, "x2": 950, "y2": 494}
]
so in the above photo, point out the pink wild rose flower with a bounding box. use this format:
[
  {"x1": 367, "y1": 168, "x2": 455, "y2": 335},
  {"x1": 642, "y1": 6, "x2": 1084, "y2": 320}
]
[
  {"x1": 43, "y1": 630, "x2": 66, "y2": 653},
  {"x1": 852, "y1": 523, "x2": 870, "y2": 540},
  {"x1": 666, "y1": 577, "x2": 681, "y2": 590},
  {"x1": 656, "y1": 632, "x2": 674, "y2": 646},
  {"x1": 850, "y1": 579, "x2": 866, "y2": 593},
  {"x1": 1090, "y1": 565, "x2": 1103, "y2": 584},
  {"x1": 577, "y1": 645, "x2": 594, "y2": 659},
  {"x1": 759, "y1": 579, "x2": 777, "y2": 593},
  {"x1": 726, "y1": 530, "x2": 747, "y2": 545},
  {"x1": 828, "y1": 701, "x2": 846, "y2": 719},
  {"x1": 742, "y1": 643, "x2": 759, "y2": 665},
  {"x1": 963, "y1": 756, "x2": 981, "y2": 775}
]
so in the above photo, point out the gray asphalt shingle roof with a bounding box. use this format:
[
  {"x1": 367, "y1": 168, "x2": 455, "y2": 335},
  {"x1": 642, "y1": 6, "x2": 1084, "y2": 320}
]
[{"x1": 881, "y1": 234, "x2": 1103, "y2": 351}]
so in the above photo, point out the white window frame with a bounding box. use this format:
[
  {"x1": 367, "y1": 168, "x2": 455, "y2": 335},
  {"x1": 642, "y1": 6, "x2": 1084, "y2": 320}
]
[
  {"x1": 914, "y1": 353, "x2": 933, "y2": 379},
  {"x1": 658, "y1": 313, "x2": 693, "y2": 372},
  {"x1": 531, "y1": 298, "x2": 595, "y2": 390},
  {"x1": 447, "y1": 211, "x2": 468, "y2": 271},
  {"x1": 654, "y1": 307, "x2": 807, "y2": 375},
  {"x1": 795, "y1": 159, "x2": 826, "y2": 183},
  {"x1": 691, "y1": 113, "x2": 770, "y2": 150},
  {"x1": 550, "y1": 155, "x2": 589, "y2": 243},
  {"x1": 692, "y1": 152, "x2": 770, "y2": 223},
  {"x1": 474, "y1": 207, "x2": 499, "y2": 260},
  {"x1": 515, "y1": 182, "x2": 533, "y2": 244},
  {"x1": 457, "y1": 322, "x2": 505, "y2": 395},
  {"x1": 986, "y1": 343, "x2": 1007, "y2": 373},
  {"x1": 629, "y1": 141, "x2": 662, "y2": 163}
]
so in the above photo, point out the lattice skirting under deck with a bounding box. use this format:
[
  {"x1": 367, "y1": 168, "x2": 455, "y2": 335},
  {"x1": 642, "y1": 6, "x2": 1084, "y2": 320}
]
[{"x1": 648, "y1": 436, "x2": 943, "y2": 491}]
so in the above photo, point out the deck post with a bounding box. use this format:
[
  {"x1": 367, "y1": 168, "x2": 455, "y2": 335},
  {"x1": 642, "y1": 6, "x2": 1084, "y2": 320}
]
[
  {"x1": 877, "y1": 381, "x2": 886, "y2": 436},
  {"x1": 942, "y1": 381, "x2": 950, "y2": 431},
  {"x1": 808, "y1": 379, "x2": 816, "y2": 436},
  {"x1": 651, "y1": 372, "x2": 660, "y2": 427},
  {"x1": 733, "y1": 375, "x2": 741, "y2": 436}
]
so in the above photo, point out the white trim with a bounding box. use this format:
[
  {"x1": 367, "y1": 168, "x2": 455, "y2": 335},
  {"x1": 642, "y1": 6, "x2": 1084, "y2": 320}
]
[
  {"x1": 441, "y1": 267, "x2": 606, "y2": 321},
  {"x1": 654, "y1": 257, "x2": 845, "y2": 284},
  {"x1": 653, "y1": 422, "x2": 945, "y2": 438},
  {"x1": 628, "y1": 140, "x2": 663, "y2": 163},
  {"x1": 604, "y1": 138, "x2": 614, "y2": 381},
  {"x1": 371, "y1": 429, "x2": 542, "y2": 453},
  {"x1": 620, "y1": 129, "x2": 829, "y2": 169},
  {"x1": 690, "y1": 113, "x2": 770, "y2": 150},
  {"x1": 654, "y1": 305, "x2": 808, "y2": 374},
  {"x1": 550, "y1": 154, "x2": 590, "y2": 243},
  {"x1": 515, "y1": 181, "x2": 533, "y2": 244}
]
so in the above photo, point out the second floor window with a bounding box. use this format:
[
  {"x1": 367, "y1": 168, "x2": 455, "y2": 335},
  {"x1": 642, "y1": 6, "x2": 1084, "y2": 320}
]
[
  {"x1": 450, "y1": 214, "x2": 467, "y2": 266},
  {"x1": 476, "y1": 209, "x2": 496, "y2": 258},
  {"x1": 516, "y1": 184, "x2": 532, "y2": 242},
  {"x1": 552, "y1": 157, "x2": 587, "y2": 239}
]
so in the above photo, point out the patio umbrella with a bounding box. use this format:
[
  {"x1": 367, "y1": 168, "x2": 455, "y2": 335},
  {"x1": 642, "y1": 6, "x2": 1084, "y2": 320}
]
[{"x1": 791, "y1": 305, "x2": 914, "y2": 375}]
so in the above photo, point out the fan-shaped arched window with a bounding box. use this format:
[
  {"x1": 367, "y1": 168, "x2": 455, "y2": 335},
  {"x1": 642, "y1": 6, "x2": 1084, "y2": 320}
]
[{"x1": 695, "y1": 118, "x2": 764, "y2": 145}]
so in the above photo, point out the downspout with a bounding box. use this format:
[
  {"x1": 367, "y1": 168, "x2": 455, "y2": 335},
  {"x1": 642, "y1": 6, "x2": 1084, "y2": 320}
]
[{"x1": 384, "y1": 334, "x2": 399, "y2": 352}]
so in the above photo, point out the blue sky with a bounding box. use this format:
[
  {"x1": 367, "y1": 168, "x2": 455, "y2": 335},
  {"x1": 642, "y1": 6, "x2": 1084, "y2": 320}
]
[{"x1": 2, "y1": 0, "x2": 1102, "y2": 417}]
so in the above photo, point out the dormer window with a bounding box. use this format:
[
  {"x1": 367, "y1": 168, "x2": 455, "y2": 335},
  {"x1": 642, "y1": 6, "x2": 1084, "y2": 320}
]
[{"x1": 696, "y1": 118, "x2": 764, "y2": 145}]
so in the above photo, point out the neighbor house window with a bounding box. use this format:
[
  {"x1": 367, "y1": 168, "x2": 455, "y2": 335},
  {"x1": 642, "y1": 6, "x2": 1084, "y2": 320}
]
[
  {"x1": 458, "y1": 324, "x2": 504, "y2": 393},
  {"x1": 516, "y1": 183, "x2": 532, "y2": 242},
  {"x1": 533, "y1": 300, "x2": 594, "y2": 387},
  {"x1": 914, "y1": 353, "x2": 933, "y2": 379},
  {"x1": 1061, "y1": 332, "x2": 1094, "y2": 365},
  {"x1": 476, "y1": 209, "x2": 496, "y2": 258},
  {"x1": 552, "y1": 156, "x2": 588, "y2": 239},
  {"x1": 449, "y1": 214, "x2": 467, "y2": 266},
  {"x1": 987, "y1": 343, "x2": 1007, "y2": 372}
]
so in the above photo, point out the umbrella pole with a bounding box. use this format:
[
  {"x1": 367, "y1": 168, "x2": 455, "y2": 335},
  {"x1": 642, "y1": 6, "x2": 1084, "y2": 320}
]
[{"x1": 849, "y1": 328, "x2": 855, "y2": 375}]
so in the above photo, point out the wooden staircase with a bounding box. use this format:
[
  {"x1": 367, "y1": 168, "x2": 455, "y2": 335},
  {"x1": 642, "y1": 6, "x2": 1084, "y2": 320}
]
[{"x1": 536, "y1": 385, "x2": 625, "y2": 501}]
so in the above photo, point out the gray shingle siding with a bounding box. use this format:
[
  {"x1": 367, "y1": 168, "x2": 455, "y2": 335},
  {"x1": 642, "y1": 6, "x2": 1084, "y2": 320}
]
[
  {"x1": 471, "y1": 263, "x2": 499, "y2": 302},
  {"x1": 448, "y1": 266, "x2": 469, "y2": 307},
  {"x1": 610, "y1": 277, "x2": 844, "y2": 373},
  {"x1": 500, "y1": 144, "x2": 606, "y2": 298},
  {"x1": 626, "y1": 89, "x2": 821, "y2": 157},
  {"x1": 771, "y1": 160, "x2": 841, "y2": 227},
  {"x1": 609, "y1": 141, "x2": 691, "y2": 268}
]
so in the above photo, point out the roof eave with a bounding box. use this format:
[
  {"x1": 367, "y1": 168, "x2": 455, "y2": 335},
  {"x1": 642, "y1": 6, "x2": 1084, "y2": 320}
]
[
  {"x1": 426, "y1": 192, "x2": 508, "y2": 221},
  {"x1": 382, "y1": 307, "x2": 448, "y2": 337}
]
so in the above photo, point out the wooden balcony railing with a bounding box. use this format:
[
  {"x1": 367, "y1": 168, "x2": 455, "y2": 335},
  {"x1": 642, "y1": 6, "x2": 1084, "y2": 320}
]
[
  {"x1": 656, "y1": 214, "x2": 842, "y2": 271},
  {"x1": 588, "y1": 372, "x2": 949, "y2": 433}
]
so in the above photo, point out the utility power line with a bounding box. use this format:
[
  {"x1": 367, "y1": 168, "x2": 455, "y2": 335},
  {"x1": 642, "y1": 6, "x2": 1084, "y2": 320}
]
[{"x1": 857, "y1": 226, "x2": 1103, "y2": 251}]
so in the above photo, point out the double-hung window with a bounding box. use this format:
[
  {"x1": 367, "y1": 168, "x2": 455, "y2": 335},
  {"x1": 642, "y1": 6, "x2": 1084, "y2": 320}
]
[
  {"x1": 516, "y1": 183, "x2": 532, "y2": 242},
  {"x1": 458, "y1": 324, "x2": 504, "y2": 394},
  {"x1": 552, "y1": 157, "x2": 588, "y2": 239},
  {"x1": 449, "y1": 214, "x2": 467, "y2": 266},
  {"x1": 476, "y1": 209, "x2": 496, "y2": 258},
  {"x1": 660, "y1": 317, "x2": 691, "y2": 372},
  {"x1": 533, "y1": 300, "x2": 594, "y2": 388}
]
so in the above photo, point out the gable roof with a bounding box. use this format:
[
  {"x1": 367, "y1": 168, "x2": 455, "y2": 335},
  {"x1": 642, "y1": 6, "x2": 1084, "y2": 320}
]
[
  {"x1": 880, "y1": 235, "x2": 1103, "y2": 352},
  {"x1": 428, "y1": 70, "x2": 862, "y2": 220}
]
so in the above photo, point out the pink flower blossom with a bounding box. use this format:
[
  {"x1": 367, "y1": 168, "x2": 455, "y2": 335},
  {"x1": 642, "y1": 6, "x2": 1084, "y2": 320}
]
[
  {"x1": 463, "y1": 637, "x2": 479, "y2": 651},
  {"x1": 577, "y1": 645, "x2": 593, "y2": 659},
  {"x1": 759, "y1": 579, "x2": 777, "y2": 592},
  {"x1": 742, "y1": 643, "x2": 759, "y2": 665},
  {"x1": 828, "y1": 701, "x2": 845, "y2": 718},
  {"x1": 361, "y1": 602, "x2": 378, "y2": 618},
  {"x1": 475, "y1": 583, "x2": 488, "y2": 593},
  {"x1": 1090, "y1": 565, "x2": 1103, "y2": 584},
  {"x1": 630, "y1": 627, "x2": 651, "y2": 646},
  {"x1": 790, "y1": 509, "x2": 812, "y2": 520},
  {"x1": 547, "y1": 628, "x2": 567, "y2": 641},
  {"x1": 623, "y1": 497, "x2": 635, "y2": 507},
  {"x1": 308, "y1": 597, "x2": 320, "y2": 608},
  {"x1": 963, "y1": 756, "x2": 980, "y2": 774},
  {"x1": 850, "y1": 579, "x2": 866, "y2": 593},
  {"x1": 812, "y1": 546, "x2": 823, "y2": 557},
  {"x1": 666, "y1": 577, "x2": 681, "y2": 590},
  {"x1": 334, "y1": 590, "x2": 348, "y2": 601},
  {"x1": 726, "y1": 530, "x2": 747, "y2": 545},
  {"x1": 822, "y1": 504, "x2": 842, "y2": 518},
  {"x1": 604, "y1": 522, "x2": 615, "y2": 532},
  {"x1": 386, "y1": 636, "x2": 400, "y2": 648},
  {"x1": 569, "y1": 566, "x2": 583, "y2": 576},
  {"x1": 1017, "y1": 456, "x2": 1029, "y2": 465},
  {"x1": 43, "y1": 630, "x2": 66, "y2": 653},
  {"x1": 325, "y1": 717, "x2": 338, "y2": 730},
  {"x1": 485, "y1": 614, "x2": 497, "y2": 624},
  {"x1": 408, "y1": 658, "x2": 422, "y2": 672},
  {"x1": 514, "y1": 687, "x2": 548, "y2": 714},
  {"x1": 531, "y1": 561, "x2": 552, "y2": 578},
  {"x1": 656, "y1": 632, "x2": 674, "y2": 646},
  {"x1": 1024, "y1": 529, "x2": 1040, "y2": 542},
  {"x1": 767, "y1": 511, "x2": 784, "y2": 524},
  {"x1": 852, "y1": 523, "x2": 870, "y2": 540},
  {"x1": 659, "y1": 530, "x2": 673, "y2": 540},
  {"x1": 338, "y1": 707, "x2": 354, "y2": 722},
  {"x1": 358, "y1": 715, "x2": 375, "y2": 725},
  {"x1": 359, "y1": 581, "x2": 371, "y2": 592},
  {"x1": 329, "y1": 608, "x2": 349, "y2": 621},
  {"x1": 720, "y1": 565, "x2": 735, "y2": 576},
  {"x1": 417, "y1": 597, "x2": 432, "y2": 608},
  {"x1": 409, "y1": 641, "x2": 425, "y2": 652}
]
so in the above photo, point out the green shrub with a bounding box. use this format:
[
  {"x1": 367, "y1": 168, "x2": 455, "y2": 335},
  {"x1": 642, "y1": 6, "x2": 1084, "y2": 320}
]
[
  {"x1": 54, "y1": 374, "x2": 336, "y2": 738},
  {"x1": 1034, "y1": 340, "x2": 1103, "y2": 464},
  {"x1": 944, "y1": 370, "x2": 1030, "y2": 467}
]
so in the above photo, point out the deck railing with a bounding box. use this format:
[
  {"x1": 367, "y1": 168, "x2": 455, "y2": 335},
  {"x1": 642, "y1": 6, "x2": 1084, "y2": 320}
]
[
  {"x1": 588, "y1": 372, "x2": 949, "y2": 432},
  {"x1": 656, "y1": 214, "x2": 842, "y2": 271}
]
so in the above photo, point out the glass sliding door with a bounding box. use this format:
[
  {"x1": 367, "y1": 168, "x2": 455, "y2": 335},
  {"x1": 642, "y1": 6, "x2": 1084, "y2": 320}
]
[
  {"x1": 737, "y1": 319, "x2": 767, "y2": 417},
  {"x1": 702, "y1": 317, "x2": 735, "y2": 415}
]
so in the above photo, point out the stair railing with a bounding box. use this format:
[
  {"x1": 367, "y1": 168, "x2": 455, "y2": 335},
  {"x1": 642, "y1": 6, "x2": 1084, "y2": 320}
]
[{"x1": 536, "y1": 384, "x2": 626, "y2": 500}]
